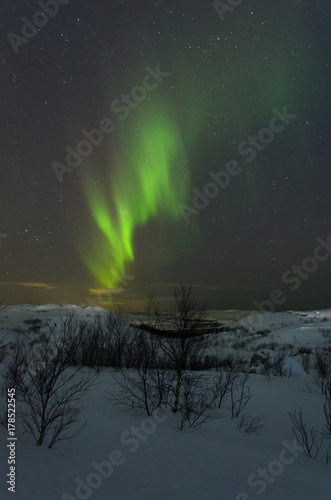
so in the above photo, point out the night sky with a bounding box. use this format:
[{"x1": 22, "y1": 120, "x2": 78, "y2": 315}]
[{"x1": 1, "y1": 0, "x2": 331, "y2": 312}]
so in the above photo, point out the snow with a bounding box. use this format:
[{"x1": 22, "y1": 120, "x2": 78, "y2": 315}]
[
  {"x1": 0, "y1": 305, "x2": 330, "y2": 499},
  {"x1": 253, "y1": 349, "x2": 308, "y2": 378}
]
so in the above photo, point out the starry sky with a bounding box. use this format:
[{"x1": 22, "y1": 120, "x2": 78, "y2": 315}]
[{"x1": 1, "y1": 0, "x2": 331, "y2": 312}]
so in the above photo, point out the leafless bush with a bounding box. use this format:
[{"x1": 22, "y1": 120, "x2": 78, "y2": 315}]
[
  {"x1": 218, "y1": 353, "x2": 247, "y2": 372},
  {"x1": 59, "y1": 310, "x2": 135, "y2": 370},
  {"x1": 139, "y1": 283, "x2": 216, "y2": 414},
  {"x1": 272, "y1": 352, "x2": 287, "y2": 377},
  {"x1": 313, "y1": 352, "x2": 331, "y2": 395},
  {"x1": 213, "y1": 354, "x2": 251, "y2": 417},
  {"x1": 319, "y1": 327, "x2": 331, "y2": 339},
  {"x1": 107, "y1": 331, "x2": 172, "y2": 416},
  {"x1": 175, "y1": 374, "x2": 216, "y2": 430},
  {"x1": 110, "y1": 367, "x2": 171, "y2": 416},
  {"x1": 103, "y1": 310, "x2": 136, "y2": 368},
  {"x1": 23, "y1": 318, "x2": 44, "y2": 333},
  {"x1": 288, "y1": 407, "x2": 323, "y2": 458},
  {"x1": 236, "y1": 413, "x2": 264, "y2": 433},
  {"x1": 230, "y1": 372, "x2": 251, "y2": 418},
  {"x1": 232, "y1": 339, "x2": 249, "y2": 350},
  {"x1": 214, "y1": 370, "x2": 232, "y2": 409},
  {"x1": 279, "y1": 343, "x2": 295, "y2": 353},
  {"x1": 157, "y1": 331, "x2": 210, "y2": 413},
  {"x1": 1, "y1": 335, "x2": 26, "y2": 389},
  {"x1": 261, "y1": 352, "x2": 292, "y2": 379},
  {"x1": 297, "y1": 345, "x2": 313, "y2": 355},
  {"x1": 261, "y1": 358, "x2": 273, "y2": 380},
  {"x1": 1, "y1": 331, "x2": 96, "y2": 448}
]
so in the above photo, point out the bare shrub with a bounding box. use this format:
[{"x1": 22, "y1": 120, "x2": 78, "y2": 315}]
[
  {"x1": 103, "y1": 309, "x2": 135, "y2": 368},
  {"x1": 176, "y1": 374, "x2": 216, "y2": 430},
  {"x1": 108, "y1": 331, "x2": 172, "y2": 416},
  {"x1": 232, "y1": 340, "x2": 249, "y2": 350},
  {"x1": 288, "y1": 407, "x2": 323, "y2": 458},
  {"x1": 213, "y1": 353, "x2": 250, "y2": 416},
  {"x1": 214, "y1": 371, "x2": 232, "y2": 409},
  {"x1": 59, "y1": 310, "x2": 135, "y2": 370},
  {"x1": 23, "y1": 318, "x2": 44, "y2": 333},
  {"x1": 261, "y1": 351, "x2": 293, "y2": 379},
  {"x1": 272, "y1": 352, "x2": 287, "y2": 377},
  {"x1": 230, "y1": 372, "x2": 251, "y2": 418},
  {"x1": 1, "y1": 330, "x2": 96, "y2": 448},
  {"x1": 319, "y1": 327, "x2": 331, "y2": 339},
  {"x1": 236, "y1": 413, "x2": 264, "y2": 433},
  {"x1": 313, "y1": 352, "x2": 331, "y2": 395},
  {"x1": 261, "y1": 358, "x2": 273, "y2": 380}
]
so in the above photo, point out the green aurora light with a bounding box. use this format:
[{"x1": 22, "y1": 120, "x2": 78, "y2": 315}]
[
  {"x1": 78, "y1": 51, "x2": 296, "y2": 290},
  {"x1": 80, "y1": 104, "x2": 191, "y2": 288}
]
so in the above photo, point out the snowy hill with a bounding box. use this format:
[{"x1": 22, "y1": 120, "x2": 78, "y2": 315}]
[{"x1": 0, "y1": 305, "x2": 330, "y2": 500}]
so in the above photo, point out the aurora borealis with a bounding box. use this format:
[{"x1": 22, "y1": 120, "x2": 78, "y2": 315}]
[
  {"x1": 1, "y1": 0, "x2": 331, "y2": 311},
  {"x1": 80, "y1": 100, "x2": 191, "y2": 288}
]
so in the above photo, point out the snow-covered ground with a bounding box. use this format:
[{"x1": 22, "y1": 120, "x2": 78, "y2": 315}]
[{"x1": 0, "y1": 304, "x2": 330, "y2": 500}]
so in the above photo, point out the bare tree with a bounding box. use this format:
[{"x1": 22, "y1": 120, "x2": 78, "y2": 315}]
[
  {"x1": 168, "y1": 283, "x2": 208, "y2": 333},
  {"x1": 159, "y1": 334, "x2": 209, "y2": 413},
  {"x1": 144, "y1": 286, "x2": 158, "y2": 328},
  {"x1": 156, "y1": 283, "x2": 210, "y2": 413},
  {"x1": 2, "y1": 328, "x2": 96, "y2": 448},
  {"x1": 109, "y1": 284, "x2": 216, "y2": 422}
]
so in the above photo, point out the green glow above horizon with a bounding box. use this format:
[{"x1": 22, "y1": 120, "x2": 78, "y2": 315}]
[{"x1": 80, "y1": 104, "x2": 190, "y2": 288}]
